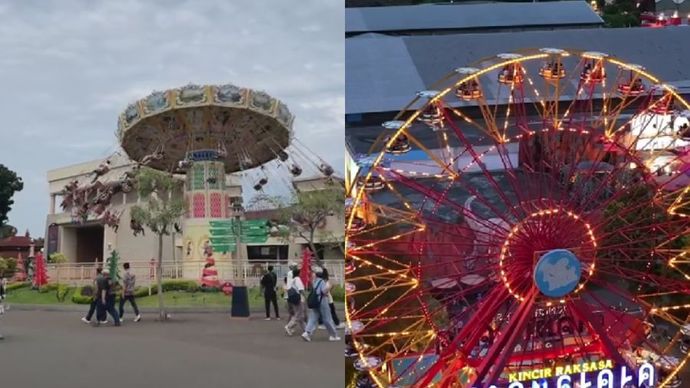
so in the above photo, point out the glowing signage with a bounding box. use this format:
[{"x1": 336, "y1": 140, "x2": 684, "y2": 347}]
[{"x1": 479, "y1": 360, "x2": 657, "y2": 388}]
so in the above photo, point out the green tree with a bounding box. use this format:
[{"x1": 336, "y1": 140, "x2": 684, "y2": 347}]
[
  {"x1": 0, "y1": 164, "x2": 23, "y2": 226},
  {"x1": 106, "y1": 250, "x2": 121, "y2": 283},
  {"x1": 0, "y1": 225, "x2": 17, "y2": 239},
  {"x1": 48, "y1": 252, "x2": 68, "y2": 264},
  {"x1": 600, "y1": 0, "x2": 641, "y2": 28},
  {"x1": 273, "y1": 186, "x2": 344, "y2": 264},
  {"x1": 130, "y1": 167, "x2": 185, "y2": 321},
  {"x1": 602, "y1": 184, "x2": 687, "y2": 293}
]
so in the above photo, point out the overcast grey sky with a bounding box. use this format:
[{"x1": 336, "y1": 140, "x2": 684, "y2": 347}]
[{"x1": 0, "y1": 0, "x2": 344, "y2": 237}]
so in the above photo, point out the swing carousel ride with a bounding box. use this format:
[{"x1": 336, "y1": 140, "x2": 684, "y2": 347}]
[
  {"x1": 345, "y1": 49, "x2": 690, "y2": 387},
  {"x1": 58, "y1": 83, "x2": 336, "y2": 264}
]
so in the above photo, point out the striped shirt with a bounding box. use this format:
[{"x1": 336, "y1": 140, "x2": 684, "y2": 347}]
[{"x1": 123, "y1": 271, "x2": 136, "y2": 295}]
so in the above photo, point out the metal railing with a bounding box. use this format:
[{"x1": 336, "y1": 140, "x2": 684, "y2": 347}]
[{"x1": 47, "y1": 259, "x2": 344, "y2": 288}]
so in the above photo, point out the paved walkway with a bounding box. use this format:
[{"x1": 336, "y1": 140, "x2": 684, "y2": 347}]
[{"x1": 0, "y1": 310, "x2": 343, "y2": 387}]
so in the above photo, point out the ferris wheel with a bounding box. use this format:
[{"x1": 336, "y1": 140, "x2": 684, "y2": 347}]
[{"x1": 345, "y1": 48, "x2": 690, "y2": 388}]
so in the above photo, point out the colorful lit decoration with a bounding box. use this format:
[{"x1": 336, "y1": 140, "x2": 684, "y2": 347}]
[{"x1": 345, "y1": 48, "x2": 690, "y2": 387}]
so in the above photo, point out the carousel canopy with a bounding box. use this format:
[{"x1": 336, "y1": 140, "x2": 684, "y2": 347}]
[{"x1": 118, "y1": 84, "x2": 293, "y2": 173}]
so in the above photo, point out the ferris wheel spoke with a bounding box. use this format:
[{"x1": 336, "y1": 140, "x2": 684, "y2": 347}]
[
  {"x1": 421, "y1": 214, "x2": 510, "y2": 245},
  {"x1": 352, "y1": 226, "x2": 425, "y2": 251},
  {"x1": 388, "y1": 170, "x2": 515, "y2": 236},
  {"x1": 350, "y1": 283, "x2": 419, "y2": 322},
  {"x1": 598, "y1": 266, "x2": 688, "y2": 296},
  {"x1": 593, "y1": 221, "x2": 687, "y2": 251},
  {"x1": 470, "y1": 288, "x2": 538, "y2": 386},
  {"x1": 403, "y1": 131, "x2": 458, "y2": 178},
  {"x1": 350, "y1": 253, "x2": 414, "y2": 273},
  {"x1": 413, "y1": 286, "x2": 512, "y2": 387},
  {"x1": 443, "y1": 113, "x2": 528, "y2": 222},
  {"x1": 569, "y1": 299, "x2": 633, "y2": 369}
]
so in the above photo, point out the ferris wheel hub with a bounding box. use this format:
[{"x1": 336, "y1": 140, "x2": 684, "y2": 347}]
[{"x1": 534, "y1": 249, "x2": 583, "y2": 298}]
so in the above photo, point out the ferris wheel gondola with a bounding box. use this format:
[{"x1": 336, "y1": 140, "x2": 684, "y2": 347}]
[
  {"x1": 539, "y1": 61, "x2": 566, "y2": 81},
  {"x1": 617, "y1": 64, "x2": 646, "y2": 96},
  {"x1": 580, "y1": 52, "x2": 608, "y2": 84}
]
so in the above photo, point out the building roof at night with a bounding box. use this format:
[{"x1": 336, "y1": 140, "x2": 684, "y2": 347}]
[
  {"x1": 346, "y1": 1, "x2": 603, "y2": 35},
  {"x1": 346, "y1": 27, "x2": 690, "y2": 115}
]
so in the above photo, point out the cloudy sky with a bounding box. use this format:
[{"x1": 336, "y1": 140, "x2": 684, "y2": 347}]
[{"x1": 0, "y1": 0, "x2": 344, "y2": 237}]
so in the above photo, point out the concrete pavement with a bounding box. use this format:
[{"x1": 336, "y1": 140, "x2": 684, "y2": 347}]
[{"x1": 0, "y1": 310, "x2": 344, "y2": 388}]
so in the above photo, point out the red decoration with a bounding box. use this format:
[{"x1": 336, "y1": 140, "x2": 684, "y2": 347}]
[
  {"x1": 221, "y1": 282, "x2": 233, "y2": 295},
  {"x1": 200, "y1": 248, "x2": 220, "y2": 288},
  {"x1": 210, "y1": 193, "x2": 222, "y2": 218},
  {"x1": 300, "y1": 248, "x2": 312, "y2": 288},
  {"x1": 193, "y1": 194, "x2": 205, "y2": 218},
  {"x1": 33, "y1": 252, "x2": 49, "y2": 287}
]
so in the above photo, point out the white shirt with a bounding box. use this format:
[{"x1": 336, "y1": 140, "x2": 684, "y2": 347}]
[
  {"x1": 290, "y1": 276, "x2": 305, "y2": 292},
  {"x1": 326, "y1": 280, "x2": 334, "y2": 304},
  {"x1": 283, "y1": 270, "x2": 294, "y2": 299}
]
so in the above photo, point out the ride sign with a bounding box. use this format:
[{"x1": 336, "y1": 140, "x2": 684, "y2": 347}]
[{"x1": 480, "y1": 359, "x2": 657, "y2": 388}]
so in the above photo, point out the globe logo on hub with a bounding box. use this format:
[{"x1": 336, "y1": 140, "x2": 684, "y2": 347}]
[{"x1": 534, "y1": 249, "x2": 582, "y2": 298}]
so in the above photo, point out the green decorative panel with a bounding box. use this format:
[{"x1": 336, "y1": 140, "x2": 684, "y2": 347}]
[
  {"x1": 207, "y1": 163, "x2": 222, "y2": 190},
  {"x1": 208, "y1": 219, "x2": 269, "y2": 244},
  {"x1": 192, "y1": 164, "x2": 205, "y2": 190},
  {"x1": 210, "y1": 242, "x2": 236, "y2": 253}
]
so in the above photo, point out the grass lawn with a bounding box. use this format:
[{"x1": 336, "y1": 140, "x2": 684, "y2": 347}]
[
  {"x1": 4, "y1": 283, "x2": 344, "y2": 310},
  {"x1": 134, "y1": 289, "x2": 266, "y2": 308},
  {"x1": 5, "y1": 286, "x2": 275, "y2": 310},
  {"x1": 3, "y1": 287, "x2": 75, "y2": 305}
]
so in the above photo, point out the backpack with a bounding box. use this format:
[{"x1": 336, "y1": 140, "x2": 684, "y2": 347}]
[
  {"x1": 306, "y1": 280, "x2": 323, "y2": 309},
  {"x1": 287, "y1": 287, "x2": 300, "y2": 305}
]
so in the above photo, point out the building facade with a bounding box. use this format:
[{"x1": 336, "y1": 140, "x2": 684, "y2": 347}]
[{"x1": 45, "y1": 153, "x2": 343, "y2": 283}]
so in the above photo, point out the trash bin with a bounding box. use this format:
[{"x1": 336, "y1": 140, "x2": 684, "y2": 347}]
[{"x1": 231, "y1": 285, "x2": 250, "y2": 317}]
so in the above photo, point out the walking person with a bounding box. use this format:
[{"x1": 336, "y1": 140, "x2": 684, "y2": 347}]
[
  {"x1": 0, "y1": 277, "x2": 7, "y2": 321},
  {"x1": 100, "y1": 268, "x2": 121, "y2": 326},
  {"x1": 301, "y1": 268, "x2": 340, "y2": 342},
  {"x1": 284, "y1": 268, "x2": 306, "y2": 336},
  {"x1": 81, "y1": 267, "x2": 104, "y2": 323},
  {"x1": 0, "y1": 277, "x2": 4, "y2": 340},
  {"x1": 261, "y1": 265, "x2": 280, "y2": 320},
  {"x1": 282, "y1": 262, "x2": 297, "y2": 304},
  {"x1": 0, "y1": 277, "x2": 7, "y2": 313},
  {"x1": 323, "y1": 268, "x2": 345, "y2": 329},
  {"x1": 318, "y1": 268, "x2": 345, "y2": 329},
  {"x1": 119, "y1": 262, "x2": 141, "y2": 322}
]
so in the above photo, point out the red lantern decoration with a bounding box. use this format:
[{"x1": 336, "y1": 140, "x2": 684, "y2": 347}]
[{"x1": 33, "y1": 252, "x2": 49, "y2": 287}]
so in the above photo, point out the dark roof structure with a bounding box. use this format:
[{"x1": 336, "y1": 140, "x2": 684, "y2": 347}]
[
  {"x1": 346, "y1": 27, "x2": 690, "y2": 115},
  {"x1": 346, "y1": 1, "x2": 604, "y2": 36}
]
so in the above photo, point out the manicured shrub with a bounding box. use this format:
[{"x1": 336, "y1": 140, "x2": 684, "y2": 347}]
[
  {"x1": 161, "y1": 279, "x2": 199, "y2": 292},
  {"x1": 56, "y1": 284, "x2": 72, "y2": 302},
  {"x1": 133, "y1": 286, "x2": 151, "y2": 298},
  {"x1": 71, "y1": 285, "x2": 95, "y2": 304},
  {"x1": 38, "y1": 283, "x2": 59, "y2": 293},
  {"x1": 6, "y1": 281, "x2": 29, "y2": 291}
]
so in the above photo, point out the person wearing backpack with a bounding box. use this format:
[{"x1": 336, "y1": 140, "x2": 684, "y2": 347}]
[
  {"x1": 301, "y1": 268, "x2": 340, "y2": 342},
  {"x1": 284, "y1": 268, "x2": 306, "y2": 336}
]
